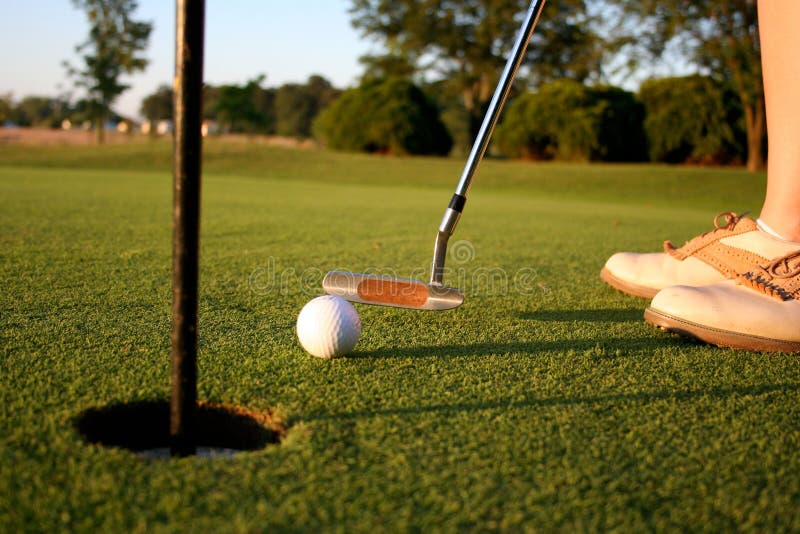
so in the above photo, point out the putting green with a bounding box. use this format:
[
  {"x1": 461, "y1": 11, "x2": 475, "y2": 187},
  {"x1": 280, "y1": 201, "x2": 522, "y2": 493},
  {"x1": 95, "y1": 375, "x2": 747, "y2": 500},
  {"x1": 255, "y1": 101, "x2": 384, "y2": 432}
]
[{"x1": 1, "y1": 142, "x2": 797, "y2": 531}]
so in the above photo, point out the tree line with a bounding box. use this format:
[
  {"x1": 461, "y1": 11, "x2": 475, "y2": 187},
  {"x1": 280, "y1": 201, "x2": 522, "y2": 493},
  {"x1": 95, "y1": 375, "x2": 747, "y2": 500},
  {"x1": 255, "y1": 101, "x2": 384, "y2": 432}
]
[
  {"x1": 346, "y1": 0, "x2": 763, "y2": 169},
  {"x1": 132, "y1": 71, "x2": 750, "y2": 166},
  {"x1": 5, "y1": 0, "x2": 763, "y2": 169},
  {"x1": 0, "y1": 94, "x2": 108, "y2": 129},
  {"x1": 313, "y1": 74, "x2": 749, "y2": 165},
  {"x1": 139, "y1": 75, "x2": 340, "y2": 138},
  {"x1": 0, "y1": 74, "x2": 338, "y2": 141}
]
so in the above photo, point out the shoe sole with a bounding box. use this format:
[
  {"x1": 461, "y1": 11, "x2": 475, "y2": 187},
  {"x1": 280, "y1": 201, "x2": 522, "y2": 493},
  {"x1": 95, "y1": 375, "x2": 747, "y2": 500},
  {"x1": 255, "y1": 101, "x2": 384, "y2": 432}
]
[
  {"x1": 600, "y1": 268, "x2": 659, "y2": 299},
  {"x1": 644, "y1": 307, "x2": 800, "y2": 353}
]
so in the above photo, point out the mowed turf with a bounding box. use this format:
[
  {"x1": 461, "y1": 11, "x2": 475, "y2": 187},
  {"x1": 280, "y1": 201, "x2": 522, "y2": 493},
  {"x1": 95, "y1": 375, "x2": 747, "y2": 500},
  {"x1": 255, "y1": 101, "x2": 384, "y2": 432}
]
[{"x1": 1, "y1": 141, "x2": 798, "y2": 532}]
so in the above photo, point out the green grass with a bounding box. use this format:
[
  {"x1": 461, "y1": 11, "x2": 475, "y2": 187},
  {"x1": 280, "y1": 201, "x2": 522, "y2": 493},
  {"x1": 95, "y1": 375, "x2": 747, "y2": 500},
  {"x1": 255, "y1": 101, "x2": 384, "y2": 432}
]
[{"x1": 1, "y1": 140, "x2": 798, "y2": 532}]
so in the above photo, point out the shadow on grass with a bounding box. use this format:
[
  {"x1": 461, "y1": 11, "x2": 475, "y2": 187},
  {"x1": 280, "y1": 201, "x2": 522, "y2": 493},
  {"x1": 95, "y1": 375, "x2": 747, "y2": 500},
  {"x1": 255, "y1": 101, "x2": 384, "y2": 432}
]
[
  {"x1": 297, "y1": 382, "x2": 800, "y2": 423},
  {"x1": 350, "y1": 334, "x2": 689, "y2": 360},
  {"x1": 517, "y1": 307, "x2": 644, "y2": 323}
]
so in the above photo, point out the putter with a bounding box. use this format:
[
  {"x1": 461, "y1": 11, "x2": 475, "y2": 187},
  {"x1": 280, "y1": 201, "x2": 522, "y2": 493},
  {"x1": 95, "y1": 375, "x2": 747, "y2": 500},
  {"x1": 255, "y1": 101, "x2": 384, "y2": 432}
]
[{"x1": 324, "y1": 0, "x2": 547, "y2": 311}]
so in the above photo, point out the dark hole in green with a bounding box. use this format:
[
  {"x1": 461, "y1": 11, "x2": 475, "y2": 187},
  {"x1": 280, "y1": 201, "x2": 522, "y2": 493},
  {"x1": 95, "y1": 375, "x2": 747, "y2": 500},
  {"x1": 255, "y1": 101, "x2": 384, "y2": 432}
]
[{"x1": 75, "y1": 400, "x2": 282, "y2": 453}]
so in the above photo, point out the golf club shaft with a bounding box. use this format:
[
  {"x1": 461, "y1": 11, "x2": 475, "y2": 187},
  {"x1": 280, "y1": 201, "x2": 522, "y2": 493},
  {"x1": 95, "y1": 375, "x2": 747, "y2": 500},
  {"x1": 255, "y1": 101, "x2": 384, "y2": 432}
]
[
  {"x1": 431, "y1": 0, "x2": 546, "y2": 285},
  {"x1": 456, "y1": 0, "x2": 545, "y2": 197}
]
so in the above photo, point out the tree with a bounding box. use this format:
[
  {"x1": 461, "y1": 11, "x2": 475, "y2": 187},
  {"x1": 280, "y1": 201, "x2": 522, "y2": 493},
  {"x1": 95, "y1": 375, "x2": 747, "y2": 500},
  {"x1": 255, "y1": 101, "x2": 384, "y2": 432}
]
[
  {"x1": 275, "y1": 83, "x2": 313, "y2": 137},
  {"x1": 12, "y1": 96, "x2": 73, "y2": 128},
  {"x1": 0, "y1": 94, "x2": 11, "y2": 124},
  {"x1": 214, "y1": 76, "x2": 274, "y2": 134},
  {"x1": 639, "y1": 76, "x2": 744, "y2": 164},
  {"x1": 605, "y1": 0, "x2": 764, "y2": 171},
  {"x1": 14, "y1": 97, "x2": 55, "y2": 127},
  {"x1": 274, "y1": 76, "x2": 340, "y2": 138},
  {"x1": 314, "y1": 77, "x2": 452, "y2": 156},
  {"x1": 64, "y1": 0, "x2": 152, "y2": 144},
  {"x1": 349, "y1": 0, "x2": 604, "y2": 146},
  {"x1": 202, "y1": 85, "x2": 220, "y2": 121},
  {"x1": 495, "y1": 80, "x2": 646, "y2": 161},
  {"x1": 67, "y1": 98, "x2": 99, "y2": 126},
  {"x1": 358, "y1": 53, "x2": 418, "y2": 81},
  {"x1": 140, "y1": 85, "x2": 173, "y2": 125},
  {"x1": 306, "y1": 75, "x2": 341, "y2": 110}
]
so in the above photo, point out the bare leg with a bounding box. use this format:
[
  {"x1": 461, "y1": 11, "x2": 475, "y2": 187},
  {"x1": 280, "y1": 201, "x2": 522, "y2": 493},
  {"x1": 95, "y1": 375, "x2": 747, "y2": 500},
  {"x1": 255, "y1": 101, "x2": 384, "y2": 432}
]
[{"x1": 758, "y1": 0, "x2": 800, "y2": 241}]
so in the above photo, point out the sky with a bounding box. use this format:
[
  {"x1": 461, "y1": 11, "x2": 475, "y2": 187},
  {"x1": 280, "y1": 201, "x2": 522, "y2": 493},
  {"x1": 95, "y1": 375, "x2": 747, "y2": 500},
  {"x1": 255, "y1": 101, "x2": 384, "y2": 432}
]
[{"x1": 0, "y1": 0, "x2": 375, "y2": 119}]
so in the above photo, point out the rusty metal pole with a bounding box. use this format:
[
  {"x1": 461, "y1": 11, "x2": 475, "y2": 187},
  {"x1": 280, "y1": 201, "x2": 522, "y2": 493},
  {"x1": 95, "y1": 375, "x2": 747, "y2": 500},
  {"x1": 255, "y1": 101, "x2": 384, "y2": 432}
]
[{"x1": 171, "y1": 0, "x2": 205, "y2": 457}]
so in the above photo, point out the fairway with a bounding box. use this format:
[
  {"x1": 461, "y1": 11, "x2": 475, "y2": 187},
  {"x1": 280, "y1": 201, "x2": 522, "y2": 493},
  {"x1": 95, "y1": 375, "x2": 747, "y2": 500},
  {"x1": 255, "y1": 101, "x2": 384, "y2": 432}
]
[{"x1": 1, "y1": 141, "x2": 798, "y2": 531}]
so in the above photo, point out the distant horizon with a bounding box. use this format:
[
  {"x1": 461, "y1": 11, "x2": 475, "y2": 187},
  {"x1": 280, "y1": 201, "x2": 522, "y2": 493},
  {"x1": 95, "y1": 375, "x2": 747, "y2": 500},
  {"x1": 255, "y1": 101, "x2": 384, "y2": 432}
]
[{"x1": 0, "y1": 0, "x2": 374, "y2": 120}]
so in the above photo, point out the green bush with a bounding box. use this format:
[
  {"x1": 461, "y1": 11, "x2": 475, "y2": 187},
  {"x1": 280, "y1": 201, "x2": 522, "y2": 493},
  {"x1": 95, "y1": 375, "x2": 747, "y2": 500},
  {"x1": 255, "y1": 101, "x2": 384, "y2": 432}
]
[
  {"x1": 313, "y1": 78, "x2": 452, "y2": 156},
  {"x1": 495, "y1": 80, "x2": 646, "y2": 162},
  {"x1": 638, "y1": 75, "x2": 743, "y2": 164}
]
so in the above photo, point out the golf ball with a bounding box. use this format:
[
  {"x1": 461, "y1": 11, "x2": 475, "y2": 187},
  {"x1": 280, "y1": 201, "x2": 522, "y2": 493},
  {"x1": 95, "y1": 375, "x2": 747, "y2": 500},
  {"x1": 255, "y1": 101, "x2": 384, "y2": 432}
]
[{"x1": 296, "y1": 295, "x2": 361, "y2": 358}]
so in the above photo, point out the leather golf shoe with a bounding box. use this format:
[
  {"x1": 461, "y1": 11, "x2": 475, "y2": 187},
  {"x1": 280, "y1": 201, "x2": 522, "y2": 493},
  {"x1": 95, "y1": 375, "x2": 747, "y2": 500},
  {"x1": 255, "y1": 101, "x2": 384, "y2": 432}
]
[
  {"x1": 644, "y1": 249, "x2": 800, "y2": 352},
  {"x1": 601, "y1": 212, "x2": 800, "y2": 298}
]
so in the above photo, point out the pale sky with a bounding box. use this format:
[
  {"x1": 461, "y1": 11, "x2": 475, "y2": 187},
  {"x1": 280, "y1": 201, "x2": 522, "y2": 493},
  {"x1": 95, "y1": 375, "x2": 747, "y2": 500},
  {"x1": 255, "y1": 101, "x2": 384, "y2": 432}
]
[{"x1": 0, "y1": 1, "x2": 375, "y2": 119}]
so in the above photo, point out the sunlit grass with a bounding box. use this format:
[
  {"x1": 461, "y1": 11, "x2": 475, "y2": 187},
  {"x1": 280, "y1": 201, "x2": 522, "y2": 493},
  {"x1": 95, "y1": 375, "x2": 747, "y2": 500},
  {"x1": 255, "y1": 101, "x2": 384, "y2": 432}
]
[{"x1": 0, "y1": 143, "x2": 795, "y2": 532}]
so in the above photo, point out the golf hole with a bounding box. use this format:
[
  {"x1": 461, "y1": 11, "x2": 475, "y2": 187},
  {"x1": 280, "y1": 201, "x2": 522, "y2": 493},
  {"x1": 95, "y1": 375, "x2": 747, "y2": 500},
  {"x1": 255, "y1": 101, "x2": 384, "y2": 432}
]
[{"x1": 75, "y1": 400, "x2": 285, "y2": 457}]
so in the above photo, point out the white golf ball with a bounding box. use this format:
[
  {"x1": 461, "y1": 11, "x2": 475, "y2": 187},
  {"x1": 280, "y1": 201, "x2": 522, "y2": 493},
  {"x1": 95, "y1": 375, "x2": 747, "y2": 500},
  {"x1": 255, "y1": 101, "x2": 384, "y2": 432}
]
[{"x1": 296, "y1": 295, "x2": 361, "y2": 358}]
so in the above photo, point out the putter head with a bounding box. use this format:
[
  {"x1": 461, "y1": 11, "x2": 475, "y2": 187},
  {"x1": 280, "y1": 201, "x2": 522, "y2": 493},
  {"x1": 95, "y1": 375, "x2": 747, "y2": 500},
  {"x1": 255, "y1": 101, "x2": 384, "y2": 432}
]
[{"x1": 322, "y1": 271, "x2": 464, "y2": 311}]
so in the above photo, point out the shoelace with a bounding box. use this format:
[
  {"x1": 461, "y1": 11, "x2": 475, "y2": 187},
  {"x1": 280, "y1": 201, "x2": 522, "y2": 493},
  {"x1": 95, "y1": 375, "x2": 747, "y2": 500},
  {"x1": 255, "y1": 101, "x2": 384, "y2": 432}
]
[
  {"x1": 738, "y1": 249, "x2": 800, "y2": 301},
  {"x1": 665, "y1": 211, "x2": 750, "y2": 257},
  {"x1": 711, "y1": 211, "x2": 748, "y2": 232},
  {"x1": 683, "y1": 211, "x2": 748, "y2": 244}
]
